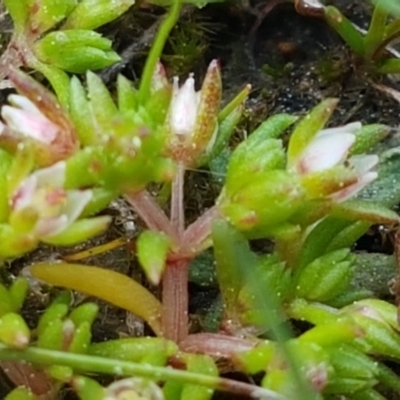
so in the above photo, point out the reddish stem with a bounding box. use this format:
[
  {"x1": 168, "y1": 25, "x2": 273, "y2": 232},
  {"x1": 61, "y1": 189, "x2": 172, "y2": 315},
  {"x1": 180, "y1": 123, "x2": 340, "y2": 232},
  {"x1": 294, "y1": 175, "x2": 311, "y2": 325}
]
[
  {"x1": 125, "y1": 190, "x2": 178, "y2": 242},
  {"x1": 162, "y1": 258, "x2": 189, "y2": 342},
  {"x1": 183, "y1": 205, "x2": 221, "y2": 251},
  {"x1": 171, "y1": 163, "x2": 185, "y2": 235},
  {"x1": 0, "y1": 361, "x2": 55, "y2": 399},
  {"x1": 180, "y1": 333, "x2": 257, "y2": 359}
]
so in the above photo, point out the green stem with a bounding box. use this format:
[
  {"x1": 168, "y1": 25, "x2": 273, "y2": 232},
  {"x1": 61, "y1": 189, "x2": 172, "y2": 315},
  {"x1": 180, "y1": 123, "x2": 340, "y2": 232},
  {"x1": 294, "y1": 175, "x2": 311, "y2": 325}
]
[
  {"x1": 0, "y1": 345, "x2": 282, "y2": 399},
  {"x1": 137, "y1": 0, "x2": 182, "y2": 104}
]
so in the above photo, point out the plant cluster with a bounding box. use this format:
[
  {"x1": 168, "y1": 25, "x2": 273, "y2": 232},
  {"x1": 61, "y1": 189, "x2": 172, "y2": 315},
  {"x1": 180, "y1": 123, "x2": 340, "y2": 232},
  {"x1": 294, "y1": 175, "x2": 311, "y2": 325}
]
[{"x1": 0, "y1": 0, "x2": 399, "y2": 400}]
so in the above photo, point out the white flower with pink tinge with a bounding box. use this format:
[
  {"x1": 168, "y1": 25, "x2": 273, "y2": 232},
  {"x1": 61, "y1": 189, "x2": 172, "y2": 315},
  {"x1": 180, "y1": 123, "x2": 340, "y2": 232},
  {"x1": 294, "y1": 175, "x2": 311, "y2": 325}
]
[
  {"x1": 1, "y1": 95, "x2": 59, "y2": 144},
  {"x1": 169, "y1": 74, "x2": 201, "y2": 137},
  {"x1": 10, "y1": 162, "x2": 92, "y2": 239},
  {"x1": 291, "y1": 122, "x2": 378, "y2": 201}
]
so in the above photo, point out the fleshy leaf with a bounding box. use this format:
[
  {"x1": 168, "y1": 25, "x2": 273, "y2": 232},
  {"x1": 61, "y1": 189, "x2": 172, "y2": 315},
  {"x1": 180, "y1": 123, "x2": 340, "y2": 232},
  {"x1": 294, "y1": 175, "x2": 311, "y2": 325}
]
[
  {"x1": 30, "y1": 263, "x2": 162, "y2": 335},
  {"x1": 3, "y1": 0, "x2": 29, "y2": 32},
  {"x1": 137, "y1": 230, "x2": 171, "y2": 285},
  {"x1": 287, "y1": 98, "x2": 338, "y2": 168},
  {"x1": 34, "y1": 30, "x2": 120, "y2": 73},
  {"x1": 331, "y1": 200, "x2": 400, "y2": 225},
  {"x1": 42, "y1": 216, "x2": 111, "y2": 246},
  {"x1": 63, "y1": 0, "x2": 135, "y2": 30}
]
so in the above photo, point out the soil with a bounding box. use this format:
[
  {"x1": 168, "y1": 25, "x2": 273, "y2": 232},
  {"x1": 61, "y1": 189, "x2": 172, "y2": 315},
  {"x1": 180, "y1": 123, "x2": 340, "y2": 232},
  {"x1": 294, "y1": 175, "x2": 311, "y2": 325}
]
[{"x1": 2, "y1": 0, "x2": 400, "y2": 398}]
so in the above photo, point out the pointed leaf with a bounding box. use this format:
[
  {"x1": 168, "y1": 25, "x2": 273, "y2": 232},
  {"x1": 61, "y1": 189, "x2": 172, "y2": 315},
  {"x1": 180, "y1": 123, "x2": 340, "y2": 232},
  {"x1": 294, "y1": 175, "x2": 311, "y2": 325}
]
[
  {"x1": 331, "y1": 200, "x2": 400, "y2": 224},
  {"x1": 287, "y1": 98, "x2": 338, "y2": 167},
  {"x1": 42, "y1": 216, "x2": 111, "y2": 246},
  {"x1": 86, "y1": 71, "x2": 118, "y2": 125},
  {"x1": 3, "y1": 0, "x2": 29, "y2": 31},
  {"x1": 117, "y1": 74, "x2": 138, "y2": 113},
  {"x1": 324, "y1": 6, "x2": 365, "y2": 57},
  {"x1": 69, "y1": 76, "x2": 97, "y2": 145},
  {"x1": 350, "y1": 124, "x2": 389, "y2": 155},
  {"x1": 63, "y1": 0, "x2": 135, "y2": 30},
  {"x1": 137, "y1": 230, "x2": 171, "y2": 285}
]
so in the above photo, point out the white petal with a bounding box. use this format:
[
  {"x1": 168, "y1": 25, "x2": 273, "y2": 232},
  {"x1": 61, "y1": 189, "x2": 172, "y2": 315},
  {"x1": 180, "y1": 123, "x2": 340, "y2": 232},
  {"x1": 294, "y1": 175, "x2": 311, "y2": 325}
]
[
  {"x1": 331, "y1": 171, "x2": 378, "y2": 202},
  {"x1": 297, "y1": 133, "x2": 355, "y2": 174},
  {"x1": 2, "y1": 106, "x2": 58, "y2": 143},
  {"x1": 62, "y1": 190, "x2": 92, "y2": 224},
  {"x1": 35, "y1": 215, "x2": 69, "y2": 238},
  {"x1": 170, "y1": 75, "x2": 199, "y2": 136},
  {"x1": 317, "y1": 122, "x2": 362, "y2": 138},
  {"x1": 34, "y1": 161, "x2": 66, "y2": 188},
  {"x1": 8, "y1": 95, "x2": 43, "y2": 117},
  {"x1": 348, "y1": 154, "x2": 379, "y2": 174},
  {"x1": 11, "y1": 175, "x2": 38, "y2": 211}
]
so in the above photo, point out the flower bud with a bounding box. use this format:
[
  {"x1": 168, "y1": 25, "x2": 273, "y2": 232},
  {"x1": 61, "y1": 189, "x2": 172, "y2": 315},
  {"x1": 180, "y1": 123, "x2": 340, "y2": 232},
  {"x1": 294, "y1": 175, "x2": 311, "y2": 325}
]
[
  {"x1": 167, "y1": 60, "x2": 222, "y2": 166},
  {"x1": 34, "y1": 30, "x2": 120, "y2": 73},
  {"x1": 1, "y1": 68, "x2": 79, "y2": 167}
]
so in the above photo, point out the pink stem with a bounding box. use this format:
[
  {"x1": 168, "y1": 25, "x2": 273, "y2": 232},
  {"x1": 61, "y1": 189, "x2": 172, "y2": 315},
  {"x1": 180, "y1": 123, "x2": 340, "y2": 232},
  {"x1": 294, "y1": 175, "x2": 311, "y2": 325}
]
[
  {"x1": 162, "y1": 259, "x2": 189, "y2": 342},
  {"x1": 125, "y1": 190, "x2": 178, "y2": 242},
  {"x1": 0, "y1": 361, "x2": 55, "y2": 399},
  {"x1": 180, "y1": 333, "x2": 257, "y2": 358},
  {"x1": 183, "y1": 205, "x2": 221, "y2": 251},
  {"x1": 170, "y1": 163, "x2": 185, "y2": 235}
]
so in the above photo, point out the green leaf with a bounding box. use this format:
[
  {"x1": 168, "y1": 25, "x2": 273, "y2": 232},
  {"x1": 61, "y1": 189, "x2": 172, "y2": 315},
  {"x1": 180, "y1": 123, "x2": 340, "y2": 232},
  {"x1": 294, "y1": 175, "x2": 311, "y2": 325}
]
[
  {"x1": 137, "y1": 230, "x2": 171, "y2": 285},
  {"x1": 329, "y1": 345, "x2": 378, "y2": 381},
  {"x1": 42, "y1": 216, "x2": 111, "y2": 246},
  {"x1": 181, "y1": 354, "x2": 218, "y2": 400},
  {"x1": 86, "y1": 71, "x2": 119, "y2": 125},
  {"x1": 287, "y1": 98, "x2": 338, "y2": 167},
  {"x1": 364, "y1": 0, "x2": 389, "y2": 58},
  {"x1": 0, "y1": 312, "x2": 30, "y2": 349},
  {"x1": 68, "y1": 303, "x2": 99, "y2": 328},
  {"x1": 69, "y1": 76, "x2": 97, "y2": 145},
  {"x1": 248, "y1": 113, "x2": 298, "y2": 144},
  {"x1": 68, "y1": 321, "x2": 92, "y2": 353},
  {"x1": 37, "y1": 303, "x2": 69, "y2": 338},
  {"x1": 89, "y1": 337, "x2": 178, "y2": 363},
  {"x1": 331, "y1": 200, "x2": 400, "y2": 224},
  {"x1": 8, "y1": 278, "x2": 29, "y2": 312},
  {"x1": 3, "y1": 0, "x2": 29, "y2": 32},
  {"x1": 225, "y1": 138, "x2": 285, "y2": 194},
  {"x1": 63, "y1": 0, "x2": 135, "y2": 30},
  {"x1": 324, "y1": 6, "x2": 365, "y2": 57},
  {"x1": 377, "y1": 57, "x2": 400, "y2": 74},
  {"x1": 358, "y1": 150, "x2": 400, "y2": 207},
  {"x1": 212, "y1": 219, "x2": 255, "y2": 317},
  {"x1": 80, "y1": 188, "x2": 117, "y2": 217},
  {"x1": 198, "y1": 103, "x2": 243, "y2": 167},
  {"x1": 72, "y1": 376, "x2": 105, "y2": 400},
  {"x1": 7, "y1": 143, "x2": 34, "y2": 198},
  {"x1": 0, "y1": 150, "x2": 12, "y2": 223},
  {"x1": 117, "y1": 74, "x2": 138, "y2": 113},
  {"x1": 350, "y1": 124, "x2": 389, "y2": 155},
  {"x1": 5, "y1": 387, "x2": 36, "y2": 400},
  {"x1": 29, "y1": 0, "x2": 76, "y2": 33},
  {"x1": 34, "y1": 30, "x2": 120, "y2": 73},
  {"x1": 295, "y1": 249, "x2": 354, "y2": 301},
  {"x1": 30, "y1": 62, "x2": 71, "y2": 109}
]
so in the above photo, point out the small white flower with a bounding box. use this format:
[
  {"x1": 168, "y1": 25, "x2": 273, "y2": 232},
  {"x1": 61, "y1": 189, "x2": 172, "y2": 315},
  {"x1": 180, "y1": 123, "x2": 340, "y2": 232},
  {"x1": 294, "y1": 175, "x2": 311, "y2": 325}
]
[
  {"x1": 11, "y1": 162, "x2": 92, "y2": 239},
  {"x1": 293, "y1": 122, "x2": 361, "y2": 175},
  {"x1": 1, "y1": 95, "x2": 59, "y2": 144},
  {"x1": 169, "y1": 74, "x2": 201, "y2": 137},
  {"x1": 165, "y1": 60, "x2": 222, "y2": 166},
  {"x1": 291, "y1": 122, "x2": 378, "y2": 201}
]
